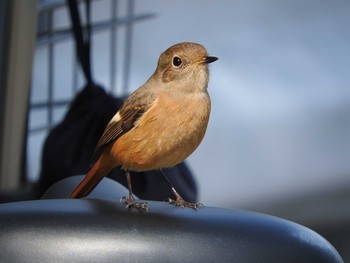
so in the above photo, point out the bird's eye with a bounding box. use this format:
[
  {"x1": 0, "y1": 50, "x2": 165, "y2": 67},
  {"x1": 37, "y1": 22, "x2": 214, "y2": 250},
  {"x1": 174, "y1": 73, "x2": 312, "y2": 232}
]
[{"x1": 172, "y1": 56, "x2": 182, "y2": 67}]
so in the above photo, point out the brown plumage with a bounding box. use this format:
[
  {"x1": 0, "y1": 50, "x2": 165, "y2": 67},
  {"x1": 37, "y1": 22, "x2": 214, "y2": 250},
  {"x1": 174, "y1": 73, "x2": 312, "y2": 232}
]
[{"x1": 70, "y1": 42, "x2": 217, "y2": 210}]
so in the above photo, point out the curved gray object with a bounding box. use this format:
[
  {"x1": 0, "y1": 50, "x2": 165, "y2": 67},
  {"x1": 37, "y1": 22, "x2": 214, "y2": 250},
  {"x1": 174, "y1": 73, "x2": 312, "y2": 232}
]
[{"x1": 0, "y1": 176, "x2": 343, "y2": 263}]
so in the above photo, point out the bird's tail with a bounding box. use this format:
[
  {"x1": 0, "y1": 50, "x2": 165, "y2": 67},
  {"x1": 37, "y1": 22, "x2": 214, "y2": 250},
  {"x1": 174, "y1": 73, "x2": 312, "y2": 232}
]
[{"x1": 70, "y1": 159, "x2": 111, "y2": 198}]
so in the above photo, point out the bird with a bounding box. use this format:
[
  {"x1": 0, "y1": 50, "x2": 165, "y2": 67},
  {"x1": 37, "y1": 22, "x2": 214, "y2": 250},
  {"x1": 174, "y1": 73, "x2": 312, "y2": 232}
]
[{"x1": 69, "y1": 42, "x2": 217, "y2": 211}]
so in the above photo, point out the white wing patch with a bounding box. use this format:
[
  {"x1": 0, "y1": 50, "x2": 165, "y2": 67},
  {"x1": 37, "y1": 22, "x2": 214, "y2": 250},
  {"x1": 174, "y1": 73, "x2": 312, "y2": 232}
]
[{"x1": 110, "y1": 111, "x2": 121, "y2": 123}]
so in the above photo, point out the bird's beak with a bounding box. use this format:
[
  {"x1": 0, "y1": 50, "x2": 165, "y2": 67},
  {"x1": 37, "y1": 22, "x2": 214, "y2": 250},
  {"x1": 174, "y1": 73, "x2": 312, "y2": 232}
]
[{"x1": 203, "y1": 56, "x2": 218, "y2": 64}]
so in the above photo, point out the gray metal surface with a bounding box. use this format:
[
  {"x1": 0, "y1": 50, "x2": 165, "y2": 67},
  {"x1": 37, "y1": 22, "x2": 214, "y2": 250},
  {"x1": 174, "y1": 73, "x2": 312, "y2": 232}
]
[{"x1": 0, "y1": 176, "x2": 343, "y2": 263}]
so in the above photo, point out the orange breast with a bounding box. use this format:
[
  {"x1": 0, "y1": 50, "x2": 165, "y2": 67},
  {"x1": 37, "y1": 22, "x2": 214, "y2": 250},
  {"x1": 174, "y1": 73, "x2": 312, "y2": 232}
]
[{"x1": 109, "y1": 93, "x2": 210, "y2": 171}]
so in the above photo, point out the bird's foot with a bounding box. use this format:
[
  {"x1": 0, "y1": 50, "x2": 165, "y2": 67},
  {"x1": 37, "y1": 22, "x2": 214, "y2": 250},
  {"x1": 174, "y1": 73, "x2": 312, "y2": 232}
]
[
  {"x1": 168, "y1": 197, "x2": 203, "y2": 210},
  {"x1": 121, "y1": 195, "x2": 149, "y2": 212}
]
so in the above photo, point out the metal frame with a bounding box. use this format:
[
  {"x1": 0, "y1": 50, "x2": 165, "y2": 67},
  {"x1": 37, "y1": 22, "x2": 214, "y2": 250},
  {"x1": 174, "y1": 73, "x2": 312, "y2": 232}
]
[
  {"x1": 30, "y1": 0, "x2": 154, "y2": 133},
  {"x1": 27, "y1": 0, "x2": 154, "y2": 182}
]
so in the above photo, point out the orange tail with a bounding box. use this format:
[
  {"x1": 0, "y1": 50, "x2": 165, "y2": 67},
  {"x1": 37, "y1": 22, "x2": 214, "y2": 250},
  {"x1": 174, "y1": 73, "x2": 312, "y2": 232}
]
[{"x1": 70, "y1": 159, "x2": 111, "y2": 198}]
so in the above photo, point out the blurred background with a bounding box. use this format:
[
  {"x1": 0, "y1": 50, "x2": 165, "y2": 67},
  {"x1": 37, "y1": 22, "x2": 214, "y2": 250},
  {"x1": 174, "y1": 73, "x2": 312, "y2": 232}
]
[{"x1": 0, "y1": 0, "x2": 349, "y2": 259}]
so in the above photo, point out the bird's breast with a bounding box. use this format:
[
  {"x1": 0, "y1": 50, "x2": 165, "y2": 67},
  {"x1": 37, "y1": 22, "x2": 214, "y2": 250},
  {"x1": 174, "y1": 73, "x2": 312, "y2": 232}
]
[{"x1": 111, "y1": 92, "x2": 211, "y2": 171}]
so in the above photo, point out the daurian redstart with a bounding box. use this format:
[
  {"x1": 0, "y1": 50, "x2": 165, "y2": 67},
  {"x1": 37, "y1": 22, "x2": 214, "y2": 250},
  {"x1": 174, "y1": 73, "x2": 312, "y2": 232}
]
[{"x1": 70, "y1": 42, "x2": 217, "y2": 210}]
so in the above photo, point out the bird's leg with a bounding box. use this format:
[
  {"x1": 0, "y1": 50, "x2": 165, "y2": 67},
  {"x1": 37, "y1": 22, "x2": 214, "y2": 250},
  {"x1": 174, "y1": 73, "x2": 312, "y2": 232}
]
[
  {"x1": 121, "y1": 170, "x2": 148, "y2": 211},
  {"x1": 159, "y1": 169, "x2": 203, "y2": 210},
  {"x1": 168, "y1": 186, "x2": 204, "y2": 210}
]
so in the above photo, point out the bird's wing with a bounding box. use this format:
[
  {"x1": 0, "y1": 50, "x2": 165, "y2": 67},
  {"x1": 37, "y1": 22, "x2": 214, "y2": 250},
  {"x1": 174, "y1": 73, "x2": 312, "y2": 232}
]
[{"x1": 90, "y1": 105, "x2": 147, "y2": 165}]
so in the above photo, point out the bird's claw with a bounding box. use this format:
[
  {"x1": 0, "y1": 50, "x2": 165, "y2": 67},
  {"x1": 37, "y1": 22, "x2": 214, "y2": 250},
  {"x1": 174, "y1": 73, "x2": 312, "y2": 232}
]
[
  {"x1": 121, "y1": 196, "x2": 149, "y2": 212},
  {"x1": 168, "y1": 197, "x2": 203, "y2": 210}
]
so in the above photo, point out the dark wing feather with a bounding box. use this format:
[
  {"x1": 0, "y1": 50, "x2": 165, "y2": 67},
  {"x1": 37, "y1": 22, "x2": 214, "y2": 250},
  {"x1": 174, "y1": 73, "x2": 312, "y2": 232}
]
[{"x1": 90, "y1": 106, "x2": 146, "y2": 164}]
